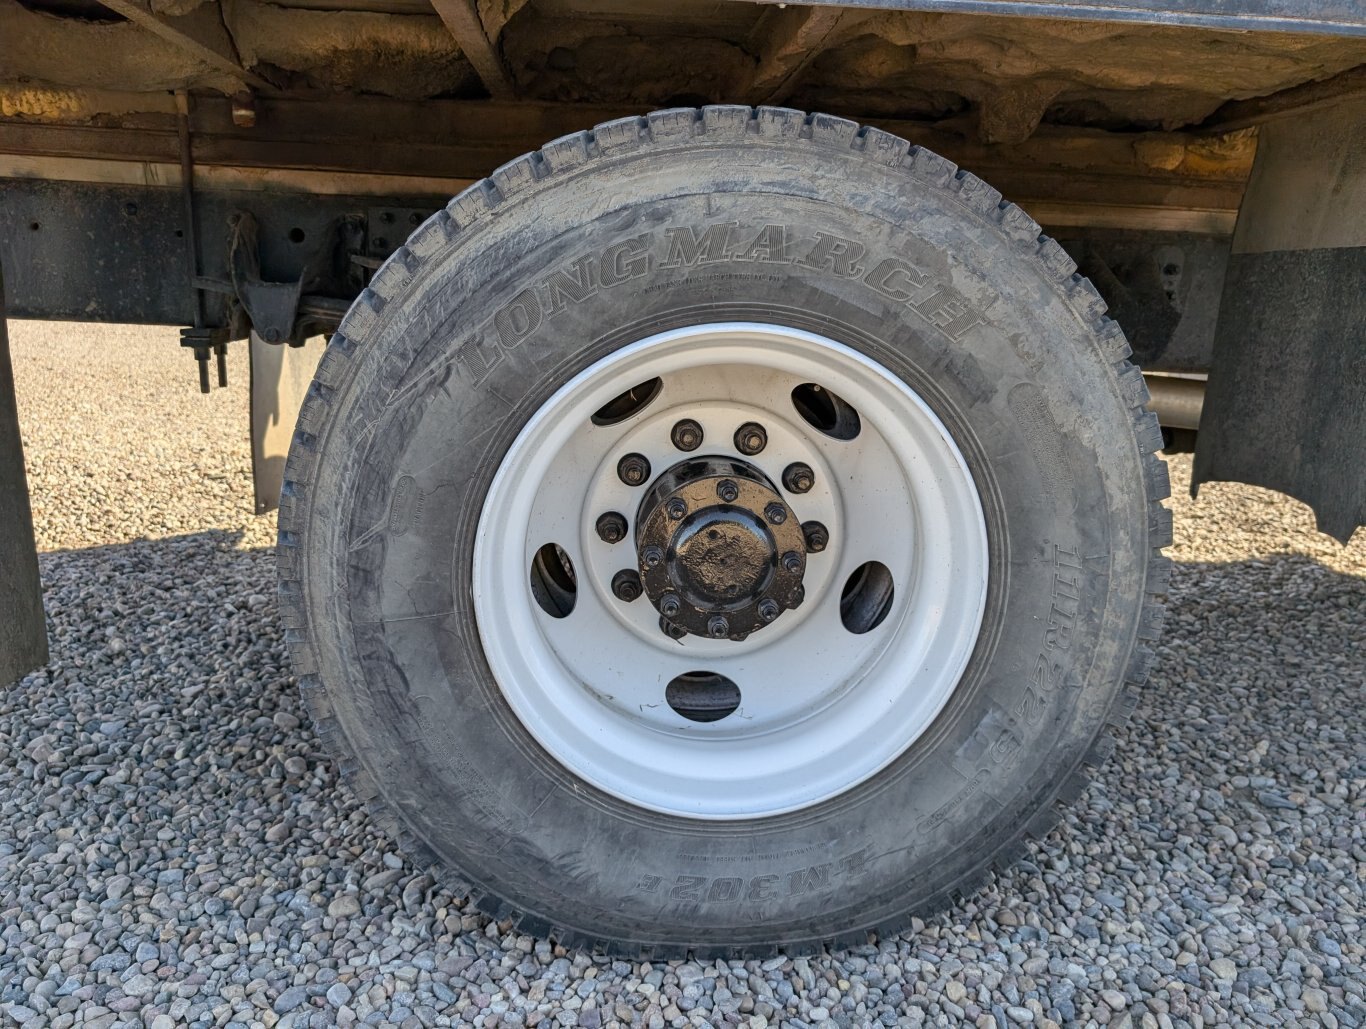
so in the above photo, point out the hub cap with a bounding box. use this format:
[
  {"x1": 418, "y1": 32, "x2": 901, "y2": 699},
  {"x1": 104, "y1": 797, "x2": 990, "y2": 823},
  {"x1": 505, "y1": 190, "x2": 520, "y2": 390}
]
[
  {"x1": 635, "y1": 457, "x2": 806, "y2": 640},
  {"x1": 474, "y1": 323, "x2": 989, "y2": 819}
]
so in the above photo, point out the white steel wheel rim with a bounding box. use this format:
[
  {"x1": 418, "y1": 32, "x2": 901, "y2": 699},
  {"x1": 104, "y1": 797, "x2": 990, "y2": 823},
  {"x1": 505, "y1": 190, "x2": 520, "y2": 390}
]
[{"x1": 474, "y1": 323, "x2": 988, "y2": 819}]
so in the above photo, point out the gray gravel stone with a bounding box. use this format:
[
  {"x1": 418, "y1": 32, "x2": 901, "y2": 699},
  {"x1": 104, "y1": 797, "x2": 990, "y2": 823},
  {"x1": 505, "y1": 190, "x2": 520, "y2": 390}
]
[{"x1": 2, "y1": 323, "x2": 1363, "y2": 1029}]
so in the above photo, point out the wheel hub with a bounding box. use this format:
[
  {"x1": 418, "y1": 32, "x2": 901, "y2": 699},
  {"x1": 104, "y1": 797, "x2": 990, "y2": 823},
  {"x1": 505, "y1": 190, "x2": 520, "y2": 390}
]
[{"x1": 635, "y1": 457, "x2": 806, "y2": 640}]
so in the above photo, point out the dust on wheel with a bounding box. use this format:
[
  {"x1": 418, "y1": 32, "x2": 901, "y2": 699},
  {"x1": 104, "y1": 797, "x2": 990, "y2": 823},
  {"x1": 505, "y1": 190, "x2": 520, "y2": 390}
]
[{"x1": 278, "y1": 106, "x2": 1171, "y2": 956}]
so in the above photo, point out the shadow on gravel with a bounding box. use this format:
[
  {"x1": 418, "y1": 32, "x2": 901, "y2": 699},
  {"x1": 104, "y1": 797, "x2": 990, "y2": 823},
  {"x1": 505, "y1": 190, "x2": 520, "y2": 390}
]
[{"x1": 1, "y1": 535, "x2": 1362, "y2": 1024}]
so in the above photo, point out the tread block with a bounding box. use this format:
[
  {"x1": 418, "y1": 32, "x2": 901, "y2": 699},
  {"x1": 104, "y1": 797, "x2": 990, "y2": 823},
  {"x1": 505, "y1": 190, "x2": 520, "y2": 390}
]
[
  {"x1": 337, "y1": 288, "x2": 383, "y2": 344},
  {"x1": 646, "y1": 108, "x2": 701, "y2": 141},
  {"x1": 592, "y1": 116, "x2": 647, "y2": 152},
  {"x1": 701, "y1": 105, "x2": 755, "y2": 138},
  {"x1": 955, "y1": 171, "x2": 1003, "y2": 214},
  {"x1": 1136, "y1": 601, "x2": 1167, "y2": 641},
  {"x1": 369, "y1": 247, "x2": 415, "y2": 297},
  {"x1": 754, "y1": 106, "x2": 806, "y2": 139},
  {"x1": 1036, "y1": 236, "x2": 1077, "y2": 279},
  {"x1": 406, "y1": 210, "x2": 454, "y2": 259},
  {"x1": 857, "y1": 125, "x2": 910, "y2": 166},
  {"x1": 1067, "y1": 273, "x2": 1108, "y2": 320},
  {"x1": 540, "y1": 131, "x2": 594, "y2": 173},
  {"x1": 807, "y1": 112, "x2": 860, "y2": 148},
  {"x1": 1125, "y1": 644, "x2": 1156, "y2": 685},
  {"x1": 1149, "y1": 504, "x2": 1174, "y2": 549},
  {"x1": 1147, "y1": 553, "x2": 1173, "y2": 595},
  {"x1": 998, "y1": 203, "x2": 1041, "y2": 244},
  {"x1": 906, "y1": 146, "x2": 956, "y2": 188},
  {"x1": 1145, "y1": 451, "x2": 1173, "y2": 500},
  {"x1": 490, "y1": 153, "x2": 546, "y2": 198}
]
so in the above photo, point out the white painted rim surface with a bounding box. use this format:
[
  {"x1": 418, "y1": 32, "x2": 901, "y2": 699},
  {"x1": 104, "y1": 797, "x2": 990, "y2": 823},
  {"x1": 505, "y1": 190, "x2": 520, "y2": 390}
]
[{"x1": 473, "y1": 323, "x2": 989, "y2": 819}]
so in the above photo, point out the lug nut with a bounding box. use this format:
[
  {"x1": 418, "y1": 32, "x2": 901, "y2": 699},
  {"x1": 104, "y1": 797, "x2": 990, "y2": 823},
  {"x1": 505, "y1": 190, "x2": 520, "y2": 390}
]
[
  {"x1": 716, "y1": 479, "x2": 739, "y2": 503},
  {"x1": 596, "y1": 511, "x2": 627, "y2": 544},
  {"x1": 758, "y1": 598, "x2": 780, "y2": 623},
  {"x1": 611, "y1": 569, "x2": 642, "y2": 602},
  {"x1": 782, "y1": 462, "x2": 815, "y2": 494},
  {"x1": 671, "y1": 419, "x2": 704, "y2": 452},
  {"x1": 659, "y1": 593, "x2": 682, "y2": 618},
  {"x1": 707, "y1": 615, "x2": 730, "y2": 638},
  {"x1": 802, "y1": 520, "x2": 829, "y2": 553},
  {"x1": 734, "y1": 421, "x2": 768, "y2": 456},
  {"x1": 617, "y1": 453, "x2": 651, "y2": 487},
  {"x1": 764, "y1": 502, "x2": 787, "y2": 525},
  {"x1": 781, "y1": 551, "x2": 802, "y2": 574},
  {"x1": 642, "y1": 545, "x2": 664, "y2": 568},
  {"x1": 666, "y1": 498, "x2": 687, "y2": 520},
  {"x1": 659, "y1": 617, "x2": 687, "y2": 640}
]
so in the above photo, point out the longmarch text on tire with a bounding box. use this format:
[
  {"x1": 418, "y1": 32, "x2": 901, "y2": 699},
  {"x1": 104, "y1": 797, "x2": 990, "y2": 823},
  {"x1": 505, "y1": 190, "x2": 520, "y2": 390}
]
[{"x1": 277, "y1": 106, "x2": 1171, "y2": 956}]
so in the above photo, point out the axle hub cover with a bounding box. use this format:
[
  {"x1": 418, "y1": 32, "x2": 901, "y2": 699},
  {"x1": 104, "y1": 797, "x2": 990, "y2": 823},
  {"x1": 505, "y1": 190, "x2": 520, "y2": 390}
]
[{"x1": 635, "y1": 457, "x2": 806, "y2": 639}]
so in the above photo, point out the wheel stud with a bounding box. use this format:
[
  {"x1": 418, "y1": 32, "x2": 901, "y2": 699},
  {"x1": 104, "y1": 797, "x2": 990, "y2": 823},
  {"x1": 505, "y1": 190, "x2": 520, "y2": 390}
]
[
  {"x1": 781, "y1": 550, "x2": 802, "y2": 574},
  {"x1": 758, "y1": 598, "x2": 780, "y2": 623},
  {"x1": 670, "y1": 419, "x2": 703, "y2": 452},
  {"x1": 782, "y1": 462, "x2": 815, "y2": 494},
  {"x1": 802, "y1": 520, "x2": 829, "y2": 553},
  {"x1": 596, "y1": 511, "x2": 628, "y2": 544},
  {"x1": 611, "y1": 569, "x2": 643, "y2": 602},
  {"x1": 659, "y1": 617, "x2": 687, "y2": 640},
  {"x1": 659, "y1": 593, "x2": 682, "y2": 618},
  {"x1": 707, "y1": 615, "x2": 730, "y2": 638},
  {"x1": 716, "y1": 479, "x2": 739, "y2": 503},
  {"x1": 734, "y1": 421, "x2": 768, "y2": 456},
  {"x1": 617, "y1": 453, "x2": 651, "y2": 487},
  {"x1": 666, "y1": 498, "x2": 687, "y2": 520},
  {"x1": 764, "y1": 502, "x2": 787, "y2": 525},
  {"x1": 642, "y1": 545, "x2": 664, "y2": 568}
]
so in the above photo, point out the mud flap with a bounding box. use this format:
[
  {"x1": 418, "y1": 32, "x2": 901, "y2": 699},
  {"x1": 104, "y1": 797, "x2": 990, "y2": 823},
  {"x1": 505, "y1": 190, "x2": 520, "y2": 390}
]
[
  {"x1": 250, "y1": 332, "x2": 327, "y2": 515},
  {"x1": 1193, "y1": 98, "x2": 1365, "y2": 542},
  {"x1": 0, "y1": 264, "x2": 47, "y2": 685}
]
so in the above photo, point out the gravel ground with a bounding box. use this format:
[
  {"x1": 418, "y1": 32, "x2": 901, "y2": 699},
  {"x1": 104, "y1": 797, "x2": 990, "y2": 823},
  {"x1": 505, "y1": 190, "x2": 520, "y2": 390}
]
[{"x1": 2, "y1": 322, "x2": 1363, "y2": 1029}]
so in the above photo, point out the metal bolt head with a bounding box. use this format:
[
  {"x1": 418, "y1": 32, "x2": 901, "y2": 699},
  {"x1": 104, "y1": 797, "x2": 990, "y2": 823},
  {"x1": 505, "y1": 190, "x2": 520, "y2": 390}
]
[
  {"x1": 716, "y1": 479, "x2": 739, "y2": 503},
  {"x1": 782, "y1": 462, "x2": 815, "y2": 494},
  {"x1": 617, "y1": 453, "x2": 651, "y2": 487},
  {"x1": 734, "y1": 421, "x2": 768, "y2": 456},
  {"x1": 764, "y1": 502, "x2": 787, "y2": 525},
  {"x1": 660, "y1": 593, "x2": 682, "y2": 618},
  {"x1": 758, "y1": 598, "x2": 780, "y2": 623},
  {"x1": 611, "y1": 569, "x2": 642, "y2": 602},
  {"x1": 666, "y1": 498, "x2": 687, "y2": 520},
  {"x1": 595, "y1": 511, "x2": 627, "y2": 544},
  {"x1": 707, "y1": 615, "x2": 730, "y2": 638},
  {"x1": 802, "y1": 520, "x2": 829, "y2": 553},
  {"x1": 782, "y1": 550, "x2": 802, "y2": 574},
  {"x1": 659, "y1": 617, "x2": 687, "y2": 640},
  {"x1": 642, "y1": 545, "x2": 664, "y2": 568},
  {"x1": 670, "y1": 419, "x2": 704, "y2": 452}
]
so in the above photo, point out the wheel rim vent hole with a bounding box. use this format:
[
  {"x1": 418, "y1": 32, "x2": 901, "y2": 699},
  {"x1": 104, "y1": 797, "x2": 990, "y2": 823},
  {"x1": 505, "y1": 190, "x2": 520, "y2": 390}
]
[
  {"x1": 840, "y1": 561, "x2": 894, "y2": 634},
  {"x1": 591, "y1": 377, "x2": 663, "y2": 426},
  {"x1": 666, "y1": 671, "x2": 741, "y2": 723},
  {"x1": 530, "y1": 543, "x2": 577, "y2": 618},
  {"x1": 792, "y1": 382, "x2": 861, "y2": 440}
]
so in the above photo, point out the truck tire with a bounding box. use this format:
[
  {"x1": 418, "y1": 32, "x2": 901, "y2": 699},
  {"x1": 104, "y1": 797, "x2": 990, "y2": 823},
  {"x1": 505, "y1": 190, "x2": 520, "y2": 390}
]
[{"x1": 277, "y1": 106, "x2": 1171, "y2": 957}]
